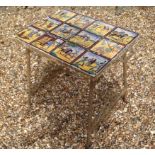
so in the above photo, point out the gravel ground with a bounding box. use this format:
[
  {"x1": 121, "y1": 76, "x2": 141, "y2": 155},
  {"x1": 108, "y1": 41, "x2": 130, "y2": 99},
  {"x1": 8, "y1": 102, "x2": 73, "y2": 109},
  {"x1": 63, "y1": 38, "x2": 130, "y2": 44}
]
[{"x1": 0, "y1": 6, "x2": 155, "y2": 149}]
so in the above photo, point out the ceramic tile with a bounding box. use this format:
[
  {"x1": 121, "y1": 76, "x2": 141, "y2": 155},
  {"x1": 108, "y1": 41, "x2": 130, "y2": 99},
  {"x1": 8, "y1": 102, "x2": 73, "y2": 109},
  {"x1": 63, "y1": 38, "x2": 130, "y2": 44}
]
[
  {"x1": 31, "y1": 34, "x2": 64, "y2": 53},
  {"x1": 51, "y1": 10, "x2": 76, "y2": 22},
  {"x1": 86, "y1": 21, "x2": 115, "y2": 36},
  {"x1": 67, "y1": 15, "x2": 94, "y2": 28},
  {"x1": 32, "y1": 17, "x2": 62, "y2": 31},
  {"x1": 106, "y1": 27, "x2": 138, "y2": 45},
  {"x1": 51, "y1": 24, "x2": 80, "y2": 39},
  {"x1": 17, "y1": 26, "x2": 45, "y2": 43},
  {"x1": 50, "y1": 42, "x2": 85, "y2": 63},
  {"x1": 73, "y1": 51, "x2": 109, "y2": 77},
  {"x1": 70, "y1": 31, "x2": 100, "y2": 48},
  {"x1": 91, "y1": 38, "x2": 124, "y2": 59}
]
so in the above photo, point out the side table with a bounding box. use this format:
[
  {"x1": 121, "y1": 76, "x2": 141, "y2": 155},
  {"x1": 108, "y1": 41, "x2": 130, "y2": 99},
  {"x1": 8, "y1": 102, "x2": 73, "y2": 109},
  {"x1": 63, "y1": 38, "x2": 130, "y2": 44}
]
[{"x1": 16, "y1": 9, "x2": 139, "y2": 148}]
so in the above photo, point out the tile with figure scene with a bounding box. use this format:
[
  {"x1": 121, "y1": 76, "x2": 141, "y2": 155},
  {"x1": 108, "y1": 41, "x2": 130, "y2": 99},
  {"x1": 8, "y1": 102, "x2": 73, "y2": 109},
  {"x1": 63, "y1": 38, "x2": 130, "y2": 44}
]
[
  {"x1": 91, "y1": 38, "x2": 124, "y2": 59},
  {"x1": 51, "y1": 24, "x2": 80, "y2": 39},
  {"x1": 106, "y1": 27, "x2": 138, "y2": 45},
  {"x1": 70, "y1": 31, "x2": 100, "y2": 48},
  {"x1": 73, "y1": 51, "x2": 109, "y2": 76},
  {"x1": 31, "y1": 34, "x2": 64, "y2": 53},
  {"x1": 17, "y1": 26, "x2": 45, "y2": 43},
  {"x1": 50, "y1": 42, "x2": 85, "y2": 63}
]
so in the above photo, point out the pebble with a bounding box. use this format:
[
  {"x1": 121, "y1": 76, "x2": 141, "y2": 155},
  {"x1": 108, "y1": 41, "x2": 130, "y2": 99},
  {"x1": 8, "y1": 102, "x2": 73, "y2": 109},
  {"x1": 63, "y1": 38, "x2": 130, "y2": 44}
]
[{"x1": 0, "y1": 6, "x2": 155, "y2": 149}]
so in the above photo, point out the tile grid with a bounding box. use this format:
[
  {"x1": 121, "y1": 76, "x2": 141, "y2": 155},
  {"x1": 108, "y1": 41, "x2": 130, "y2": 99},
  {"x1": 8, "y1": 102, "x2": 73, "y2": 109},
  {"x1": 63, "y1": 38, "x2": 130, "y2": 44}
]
[{"x1": 17, "y1": 10, "x2": 139, "y2": 77}]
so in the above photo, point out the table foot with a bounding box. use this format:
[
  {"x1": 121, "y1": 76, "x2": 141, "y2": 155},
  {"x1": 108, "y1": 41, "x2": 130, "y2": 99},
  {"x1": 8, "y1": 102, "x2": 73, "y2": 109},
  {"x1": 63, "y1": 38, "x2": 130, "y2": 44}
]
[
  {"x1": 122, "y1": 93, "x2": 128, "y2": 103},
  {"x1": 86, "y1": 78, "x2": 96, "y2": 148},
  {"x1": 85, "y1": 143, "x2": 92, "y2": 149},
  {"x1": 26, "y1": 48, "x2": 32, "y2": 106}
]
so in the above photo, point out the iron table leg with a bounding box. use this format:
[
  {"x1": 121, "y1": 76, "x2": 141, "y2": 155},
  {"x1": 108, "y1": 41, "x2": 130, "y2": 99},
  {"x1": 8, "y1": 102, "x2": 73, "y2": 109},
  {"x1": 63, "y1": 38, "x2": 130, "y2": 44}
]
[
  {"x1": 26, "y1": 48, "x2": 31, "y2": 105},
  {"x1": 122, "y1": 53, "x2": 128, "y2": 103},
  {"x1": 86, "y1": 78, "x2": 96, "y2": 148}
]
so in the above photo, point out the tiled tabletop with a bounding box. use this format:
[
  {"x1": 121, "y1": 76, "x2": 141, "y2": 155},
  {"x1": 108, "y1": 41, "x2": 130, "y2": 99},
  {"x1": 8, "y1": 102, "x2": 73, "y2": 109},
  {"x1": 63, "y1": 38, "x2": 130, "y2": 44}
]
[{"x1": 17, "y1": 10, "x2": 139, "y2": 77}]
